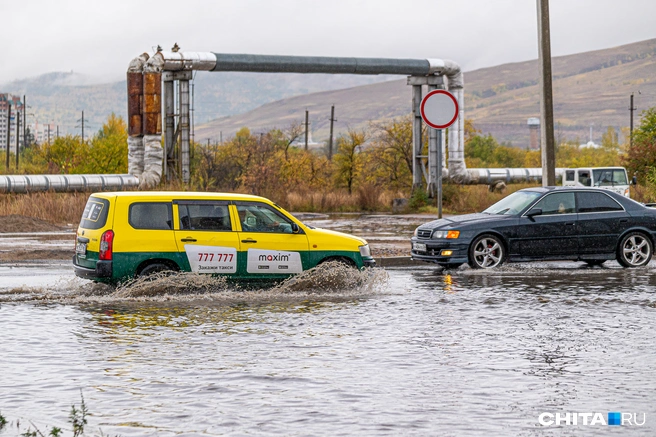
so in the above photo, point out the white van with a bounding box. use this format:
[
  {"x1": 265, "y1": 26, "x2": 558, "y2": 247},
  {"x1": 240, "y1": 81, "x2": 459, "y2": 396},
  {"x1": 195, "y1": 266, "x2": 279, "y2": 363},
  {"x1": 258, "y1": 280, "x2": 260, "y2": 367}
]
[{"x1": 562, "y1": 167, "x2": 633, "y2": 197}]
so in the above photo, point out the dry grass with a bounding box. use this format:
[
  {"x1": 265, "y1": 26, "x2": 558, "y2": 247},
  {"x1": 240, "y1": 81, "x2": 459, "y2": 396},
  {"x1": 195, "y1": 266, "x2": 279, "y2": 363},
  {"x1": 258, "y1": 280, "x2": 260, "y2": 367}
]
[
  {"x1": 0, "y1": 192, "x2": 89, "y2": 225},
  {"x1": 441, "y1": 183, "x2": 541, "y2": 214},
  {"x1": 286, "y1": 188, "x2": 405, "y2": 212}
]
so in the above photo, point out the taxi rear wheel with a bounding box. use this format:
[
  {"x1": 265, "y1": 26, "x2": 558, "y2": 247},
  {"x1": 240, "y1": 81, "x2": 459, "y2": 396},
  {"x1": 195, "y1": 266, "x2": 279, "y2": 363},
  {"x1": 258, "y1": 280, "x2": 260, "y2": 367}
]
[{"x1": 138, "y1": 262, "x2": 177, "y2": 277}]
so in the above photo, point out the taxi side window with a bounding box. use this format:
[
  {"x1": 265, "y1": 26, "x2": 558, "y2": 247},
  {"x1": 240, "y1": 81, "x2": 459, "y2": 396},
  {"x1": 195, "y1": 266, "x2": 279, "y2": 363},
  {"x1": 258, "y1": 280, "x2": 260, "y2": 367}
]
[
  {"x1": 236, "y1": 202, "x2": 294, "y2": 233},
  {"x1": 129, "y1": 202, "x2": 173, "y2": 230},
  {"x1": 530, "y1": 192, "x2": 576, "y2": 216},
  {"x1": 179, "y1": 204, "x2": 231, "y2": 231}
]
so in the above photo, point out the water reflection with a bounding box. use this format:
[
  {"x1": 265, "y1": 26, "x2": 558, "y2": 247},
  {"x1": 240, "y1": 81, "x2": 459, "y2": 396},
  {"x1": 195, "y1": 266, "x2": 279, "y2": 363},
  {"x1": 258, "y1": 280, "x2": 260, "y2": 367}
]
[{"x1": 1, "y1": 261, "x2": 656, "y2": 435}]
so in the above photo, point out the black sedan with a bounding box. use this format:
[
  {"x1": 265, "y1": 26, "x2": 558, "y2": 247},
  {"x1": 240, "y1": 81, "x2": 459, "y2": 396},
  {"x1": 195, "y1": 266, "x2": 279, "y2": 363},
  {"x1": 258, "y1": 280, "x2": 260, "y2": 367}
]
[{"x1": 410, "y1": 187, "x2": 656, "y2": 269}]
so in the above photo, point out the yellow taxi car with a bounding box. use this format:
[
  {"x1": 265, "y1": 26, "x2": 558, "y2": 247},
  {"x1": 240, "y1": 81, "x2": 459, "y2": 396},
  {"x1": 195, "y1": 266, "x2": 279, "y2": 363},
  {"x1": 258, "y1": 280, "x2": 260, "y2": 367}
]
[{"x1": 73, "y1": 192, "x2": 375, "y2": 284}]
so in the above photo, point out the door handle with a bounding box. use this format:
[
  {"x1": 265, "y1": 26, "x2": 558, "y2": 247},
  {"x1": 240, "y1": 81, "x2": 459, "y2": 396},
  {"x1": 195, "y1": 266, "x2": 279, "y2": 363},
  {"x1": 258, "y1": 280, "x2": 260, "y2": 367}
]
[
  {"x1": 241, "y1": 239, "x2": 257, "y2": 243},
  {"x1": 564, "y1": 222, "x2": 575, "y2": 226},
  {"x1": 619, "y1": 219, "x2": 628, "y2": 223},
  {"x1": 181, "y1": 238, "x2": 197, "y2": 242}
]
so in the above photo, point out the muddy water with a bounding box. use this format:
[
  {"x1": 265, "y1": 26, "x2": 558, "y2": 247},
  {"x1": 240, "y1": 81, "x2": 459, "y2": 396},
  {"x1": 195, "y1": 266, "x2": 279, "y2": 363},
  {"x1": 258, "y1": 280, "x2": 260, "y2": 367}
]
[{"x1": 1, "y1": 258, "x2": 656, "y2": 436}]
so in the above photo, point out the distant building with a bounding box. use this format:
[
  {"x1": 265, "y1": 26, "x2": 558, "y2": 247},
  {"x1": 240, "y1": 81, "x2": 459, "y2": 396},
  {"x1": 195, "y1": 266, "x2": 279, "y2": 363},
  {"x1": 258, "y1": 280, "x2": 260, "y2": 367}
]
[
  {"x1": 290, "y1": 121, "x2": 322, "y2": 149},
  {"x1": 0, "y1": 94, "x2": 25, "y2": 151},
  {"x1": 29, "y1": 121, "x2": 57, "y2": 145},
  {"x1": 579, "y1": 125, "x2": 600, "y2": 148}
]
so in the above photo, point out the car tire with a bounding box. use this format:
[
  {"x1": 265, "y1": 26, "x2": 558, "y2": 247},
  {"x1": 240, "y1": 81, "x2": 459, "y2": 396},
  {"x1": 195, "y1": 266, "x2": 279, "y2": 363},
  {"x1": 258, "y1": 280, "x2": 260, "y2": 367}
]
[
  {"x1": 584, "y1": 260, "x2": 606, "y2": 267},
  {"x1": 617, "y1": 232, "x2": 653, "y2": 268},
  {"x1": 468, "y1": 234, "x2": 505, "y2": 269},
  {"x1": 319, "y1": 257, "x2": 357, "y2": 269},
  {"x1": 138, "y1": 262, "x2": 175, "y2": 277}
]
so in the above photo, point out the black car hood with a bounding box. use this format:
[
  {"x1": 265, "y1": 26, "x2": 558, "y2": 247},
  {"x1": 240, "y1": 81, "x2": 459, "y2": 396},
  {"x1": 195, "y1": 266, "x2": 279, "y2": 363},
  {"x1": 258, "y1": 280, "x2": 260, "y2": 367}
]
[{"x1": 419, "y1": 213, "x2": 514, "y2": 230}]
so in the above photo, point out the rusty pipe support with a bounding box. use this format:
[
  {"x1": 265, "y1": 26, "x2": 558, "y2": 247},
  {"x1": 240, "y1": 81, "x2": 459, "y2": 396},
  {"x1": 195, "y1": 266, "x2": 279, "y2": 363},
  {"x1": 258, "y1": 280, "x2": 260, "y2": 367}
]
[{"x1": 126, "y1": 53, "x2": 149, "y2": 178}]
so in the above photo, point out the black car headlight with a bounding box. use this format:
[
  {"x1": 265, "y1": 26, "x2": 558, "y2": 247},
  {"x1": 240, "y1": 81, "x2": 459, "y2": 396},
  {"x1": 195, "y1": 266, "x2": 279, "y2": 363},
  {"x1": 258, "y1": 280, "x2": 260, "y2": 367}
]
[{"x1": 432, "y1": 230, "x2": 460, "y2": 239}]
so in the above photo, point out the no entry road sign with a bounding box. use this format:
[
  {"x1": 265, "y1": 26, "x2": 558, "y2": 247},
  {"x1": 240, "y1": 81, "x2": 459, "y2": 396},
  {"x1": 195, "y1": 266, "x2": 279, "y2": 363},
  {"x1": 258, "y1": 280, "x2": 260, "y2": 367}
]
[{"x1": 420, "y1": 90, "x2": 458, "y2": 129}]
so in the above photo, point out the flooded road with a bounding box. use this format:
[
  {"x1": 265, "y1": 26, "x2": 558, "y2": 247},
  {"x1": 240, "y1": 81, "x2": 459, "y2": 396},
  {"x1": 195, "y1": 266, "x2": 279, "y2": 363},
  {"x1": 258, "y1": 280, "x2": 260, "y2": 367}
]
[
  {"x1": 1, "y1": 258, "x2": 656, "y2": 436},
  {"x1": 1, "y1": 214, "x2": 656, "y2": 435}
]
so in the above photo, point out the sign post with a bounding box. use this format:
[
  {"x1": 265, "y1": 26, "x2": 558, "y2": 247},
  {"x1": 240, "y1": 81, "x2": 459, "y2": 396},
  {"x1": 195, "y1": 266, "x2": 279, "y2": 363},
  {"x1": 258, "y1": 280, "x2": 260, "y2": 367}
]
[{"x1": 420, "y1": 90, "x2": 459, "y2": 218}]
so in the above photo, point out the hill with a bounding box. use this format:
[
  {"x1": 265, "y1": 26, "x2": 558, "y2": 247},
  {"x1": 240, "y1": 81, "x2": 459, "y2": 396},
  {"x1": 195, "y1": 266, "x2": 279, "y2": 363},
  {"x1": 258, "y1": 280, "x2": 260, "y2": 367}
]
[
  {"x1": 1, "y1": 71, "x2": 397, "y2": 137},
  {"x1": 196, "y1": 38, "x2": 656, "y2": 147}
]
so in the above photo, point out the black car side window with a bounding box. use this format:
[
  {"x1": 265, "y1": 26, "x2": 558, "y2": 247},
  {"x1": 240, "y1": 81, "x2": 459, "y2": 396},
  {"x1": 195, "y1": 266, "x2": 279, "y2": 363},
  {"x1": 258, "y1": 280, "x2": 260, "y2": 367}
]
[
  {"x1": 576, "y1": 192, "x2": 624, "y2": 213},
  {"x1": 530, "y1": 192, "x2": 576, "y2": 216}
]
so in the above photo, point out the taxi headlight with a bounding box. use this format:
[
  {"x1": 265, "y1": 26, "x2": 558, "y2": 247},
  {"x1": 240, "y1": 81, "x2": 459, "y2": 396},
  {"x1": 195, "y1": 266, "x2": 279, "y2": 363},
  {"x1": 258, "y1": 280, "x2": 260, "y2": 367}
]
[
  {"x1": 432, "y1": 230, "x2": 460, "y2": 239},
  {"x1": 359, "y1": 244, "x2": 371, "y2": 258}
]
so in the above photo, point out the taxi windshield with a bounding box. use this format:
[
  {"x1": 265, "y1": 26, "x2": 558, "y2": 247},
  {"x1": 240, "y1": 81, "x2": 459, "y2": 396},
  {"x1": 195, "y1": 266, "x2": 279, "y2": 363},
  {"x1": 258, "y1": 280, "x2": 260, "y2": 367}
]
[{"x1": 483, "y1": 191, "x2": 543, "y2": 215}]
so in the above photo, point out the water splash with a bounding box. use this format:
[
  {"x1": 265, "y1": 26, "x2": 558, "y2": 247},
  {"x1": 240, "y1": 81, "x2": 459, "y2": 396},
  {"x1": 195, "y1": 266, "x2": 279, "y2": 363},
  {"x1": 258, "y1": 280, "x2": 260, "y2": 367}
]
[{"x1": 0, "y1": 261, "x2": 388, "y2": 304}]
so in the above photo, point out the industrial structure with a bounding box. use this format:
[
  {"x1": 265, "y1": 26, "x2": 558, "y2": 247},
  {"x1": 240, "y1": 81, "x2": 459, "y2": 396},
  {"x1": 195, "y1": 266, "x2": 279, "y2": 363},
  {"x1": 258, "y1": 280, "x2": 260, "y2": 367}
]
[{"x1": 1, "y1": 48, "x2": 563, "y2": 194}]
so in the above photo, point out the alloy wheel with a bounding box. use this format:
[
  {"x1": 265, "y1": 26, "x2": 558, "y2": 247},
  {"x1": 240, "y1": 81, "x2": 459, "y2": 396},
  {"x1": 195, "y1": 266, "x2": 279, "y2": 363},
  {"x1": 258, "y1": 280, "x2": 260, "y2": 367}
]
[
  {"x1": 471, "y1": 236, "x2": 504, "y2": 269},
  {"x1": 621, "y1": 234, "x2": 651, "y2": 267}
]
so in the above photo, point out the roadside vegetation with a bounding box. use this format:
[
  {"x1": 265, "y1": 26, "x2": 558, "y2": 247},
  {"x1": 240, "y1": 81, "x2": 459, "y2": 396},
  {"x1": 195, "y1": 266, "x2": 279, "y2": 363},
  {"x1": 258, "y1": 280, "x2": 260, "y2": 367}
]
[
  {"x1": 1, "y1": 108, "x2": 654, "y2": 225},
  {"x1": 0, "y1": 391, "x2": 117, "y2": 437}
]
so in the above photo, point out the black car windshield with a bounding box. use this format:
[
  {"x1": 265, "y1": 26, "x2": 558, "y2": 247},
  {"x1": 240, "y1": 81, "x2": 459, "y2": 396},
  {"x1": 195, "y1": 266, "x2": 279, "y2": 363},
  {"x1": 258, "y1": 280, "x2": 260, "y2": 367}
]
[{"x1": 482, "y1": 190, "x2": 543, "y2": 215}]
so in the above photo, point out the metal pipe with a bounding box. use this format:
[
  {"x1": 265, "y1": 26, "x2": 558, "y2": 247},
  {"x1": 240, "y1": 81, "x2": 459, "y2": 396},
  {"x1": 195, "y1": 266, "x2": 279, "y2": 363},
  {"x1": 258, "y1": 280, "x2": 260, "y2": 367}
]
[
  {"x1": 0, "y1": 174, "x2": 139, "y2": 194},
  {"x1": 127, "y1": 53, "x2": 148, "y2": 178},
  {"x1": 451, "y1": 168, "x2": 565, "y2": 185},
  {"x1": 164, "y1": 80, "x2": 174, "y2": 180},
  {"x1": 428, "y1": 83, "x2": 439, "y2": 198},
  {"x1": 180, "y1": 79, "x2": 190, "y2": 184},
  {"x1": 139, "y1": 53, "x2": 165, "y2": 189},
  {"x1": 412, "y1": 85, "x2": 423, "y2": 190}
]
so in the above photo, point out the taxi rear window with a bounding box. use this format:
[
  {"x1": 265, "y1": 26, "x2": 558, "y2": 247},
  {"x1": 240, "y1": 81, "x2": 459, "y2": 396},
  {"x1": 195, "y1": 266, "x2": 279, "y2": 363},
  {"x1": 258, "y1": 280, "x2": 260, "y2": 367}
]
[
  {"x1": 129, "y1": 202, "x2": 173, "y2": 230},
  {"x1": 80, "y1": 197, "x2": 110, "y2": 230}
]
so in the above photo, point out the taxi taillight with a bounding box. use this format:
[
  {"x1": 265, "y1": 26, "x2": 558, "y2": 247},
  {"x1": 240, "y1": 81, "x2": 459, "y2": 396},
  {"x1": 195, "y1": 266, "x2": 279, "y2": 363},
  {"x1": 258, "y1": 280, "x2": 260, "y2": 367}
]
[{"x1": 99, "y1": 230, "x2": 114, "y2": 260}]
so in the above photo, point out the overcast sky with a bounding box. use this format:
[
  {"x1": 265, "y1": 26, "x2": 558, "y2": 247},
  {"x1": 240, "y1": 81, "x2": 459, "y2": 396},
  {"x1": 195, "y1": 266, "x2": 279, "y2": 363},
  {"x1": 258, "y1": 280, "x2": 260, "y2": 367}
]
[{"x1": 1, "y1": 0, "x2": 655, "y2": 84}]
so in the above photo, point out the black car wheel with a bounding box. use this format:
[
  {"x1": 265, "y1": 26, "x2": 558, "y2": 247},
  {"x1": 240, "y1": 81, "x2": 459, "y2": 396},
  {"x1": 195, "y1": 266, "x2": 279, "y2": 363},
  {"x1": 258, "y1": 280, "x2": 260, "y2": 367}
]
[
  {"x1": 617, "y1": 232, "x2": 653, "y2": 268},
  {"x1": 469, "y1": 234, "x2": 505, "y2": 269}
]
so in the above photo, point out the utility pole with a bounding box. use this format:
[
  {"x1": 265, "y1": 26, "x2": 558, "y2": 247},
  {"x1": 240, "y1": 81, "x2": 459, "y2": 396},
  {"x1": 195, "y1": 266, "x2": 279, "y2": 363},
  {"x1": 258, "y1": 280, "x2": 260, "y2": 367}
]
[
  {"x1": 81, "y1": 110, "x2": 85, "y2": 142},
  {"x1": 304, "y1": 109, "x2": 309, "y2": 151},
  {"x1": 6, "y1": 103, "x2": 10, "y2": 170},
  {"x1": 537, "y1": 0, "x2": 556, "y2": 186},
  {"x1": 16, "y1": 111, "x2": 20, "y2": 168},
  {"x1": 328, "y1": 105, "x2": 336, "y2": 160},
  {"x1": 23, "y1": 95, "x2": 26, "y2": 151},
  {"x1": 629, "y1": 93, "x2": 637, "y2": 148}
]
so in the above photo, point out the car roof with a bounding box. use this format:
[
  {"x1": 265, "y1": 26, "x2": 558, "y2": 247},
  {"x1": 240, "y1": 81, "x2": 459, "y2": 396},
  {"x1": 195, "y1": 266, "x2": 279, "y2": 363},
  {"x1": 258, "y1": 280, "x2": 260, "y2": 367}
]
[
  {"x1": 520, "y1": 186, "x2": 616, "y2": 193},
  {"x1": 91, "y1": 191, "x2": 270, "y2": 202}
]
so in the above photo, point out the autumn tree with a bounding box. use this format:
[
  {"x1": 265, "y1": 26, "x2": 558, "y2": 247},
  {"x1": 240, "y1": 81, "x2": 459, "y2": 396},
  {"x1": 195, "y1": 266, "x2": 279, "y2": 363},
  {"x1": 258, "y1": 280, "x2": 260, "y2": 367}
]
[
  {"x1": 334, "y1": 129, "x2": 367, "y2": 194},
  {"x1": 624, "y1": 107, "x2": 656, "y2": 182}
]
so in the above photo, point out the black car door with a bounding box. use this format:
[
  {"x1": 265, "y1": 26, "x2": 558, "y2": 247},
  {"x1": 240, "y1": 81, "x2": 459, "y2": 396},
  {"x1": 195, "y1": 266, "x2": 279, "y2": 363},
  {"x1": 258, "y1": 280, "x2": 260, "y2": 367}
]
[
  {"x1": 576, "y1": 191, "x2": 628, "y2": 255},
  {"x1": 517, "y1": 192, "x2": 578, "y2": 258}
]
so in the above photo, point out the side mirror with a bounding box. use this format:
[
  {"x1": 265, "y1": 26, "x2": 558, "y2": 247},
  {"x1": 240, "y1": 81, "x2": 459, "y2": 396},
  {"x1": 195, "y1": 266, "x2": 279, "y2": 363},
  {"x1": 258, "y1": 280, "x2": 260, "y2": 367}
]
[
  {"x1": 526, "y1": 208, "x2": 542, "y2": 220},
  {"x1": 291, "y1": 223, "x2": 300, "y2": 234},
  {"x1": 632, "y1": 176, "x2": 638, "y2": 185}
]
